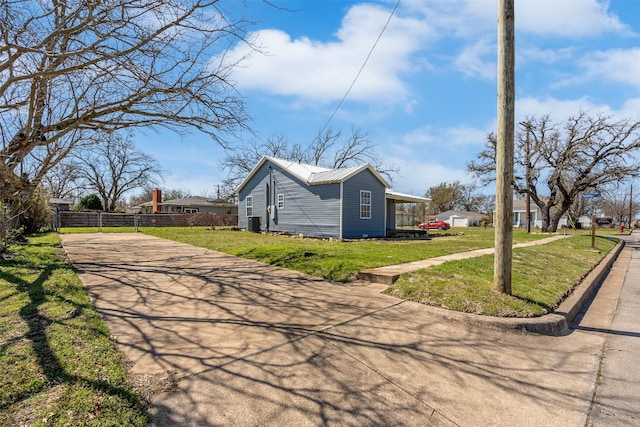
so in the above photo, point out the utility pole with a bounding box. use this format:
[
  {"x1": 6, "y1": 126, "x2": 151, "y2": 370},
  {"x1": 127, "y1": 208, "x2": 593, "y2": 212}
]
[
  {"x1": 495, "y1": 0, "x2": 515, "y2": 295},
  {"x1": 630, "y1": 184, "x2": 633, "y2": 228},
  {"x1": 524, "y1": 123, "x2": 531, "y2": 234}
]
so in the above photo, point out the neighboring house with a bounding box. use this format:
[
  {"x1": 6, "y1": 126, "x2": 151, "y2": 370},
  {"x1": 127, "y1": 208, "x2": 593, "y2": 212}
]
[
  {"x1": 499, "y1": 198, "x2": 568, "y2": 229},
  {"x1": 236, "y1": 156, "x2": 429, "y2": 239},
  {"x1": 49, "y1": 198, "x2": 74, "y2": 211},
  {"x1": 137, "y1": 190, "x2": 237, "y2": 214},
  {"x1": 435, "y1": 210, "x2": 485, "y2": 227}
]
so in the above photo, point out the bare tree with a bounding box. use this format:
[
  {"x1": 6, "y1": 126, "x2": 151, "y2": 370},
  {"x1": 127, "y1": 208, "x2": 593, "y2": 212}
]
[
  {"x1": 566, "y1": 192, "x2": 591, "y2": 226},
  {"x1": 331, "y1": 128, "x2": 394, "y2": 176},
  {"x1": 221, "y1": 127, "x2": 398, "y2": 189},
  {"x1": 599, "y1": 184, "x2": 638, "y2": 226},
  {"x1": 73, "y1": 133, "x2": 162, "y2": 211},
  {"x1": 424, "y1": 181, "x2": 488, "y2": 215},
  {"x1": 0, "y1": 0, "x2": 252, "y2": 213},
  {"x1": 129, "y1": 185, "x2": 193, "y2": 207},
  {"x1": 425, "y1": 181, "x2": 465, "y2": 215},
  {"x1": 222, "y1": 135, "x2": 301, "y2": 182},
  {"x1": 459, "y1": 183, "x2": 493, "y2": 213},
  {"x1": 476, "y1": 194, "x2": 496, "y2": 216},
  {"x1": 468, "y1": 113, "x2": 640, "y2": 232},
  {"x1": 40, "y1": 159, "x2": 83, "y2": 200}
]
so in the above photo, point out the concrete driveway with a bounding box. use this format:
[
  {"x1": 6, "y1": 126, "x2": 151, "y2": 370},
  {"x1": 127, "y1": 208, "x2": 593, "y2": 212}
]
[{"x1": 60, "y1": 232, "x2": 634, "y2": 426}]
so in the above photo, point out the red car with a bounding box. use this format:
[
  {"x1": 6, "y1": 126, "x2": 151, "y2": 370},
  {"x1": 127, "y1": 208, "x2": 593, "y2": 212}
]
[{"x1": 417, "y1": 220, "x2": 450, "y2": 231}]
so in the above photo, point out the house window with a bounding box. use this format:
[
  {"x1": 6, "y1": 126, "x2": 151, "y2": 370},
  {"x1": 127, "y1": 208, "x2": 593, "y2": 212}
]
[
  {"x1": 246, "y1": 196, "x2": 253, "y2": 216},
  {"x1": 277, "y1": 194, "x2": 285, "y2": 209},
  {"x1": 185, "y1": 208, "x2": 199, "y2": 214},
  {"x1": 360, "y1": 190, "x2": 371, "y2": 219}
]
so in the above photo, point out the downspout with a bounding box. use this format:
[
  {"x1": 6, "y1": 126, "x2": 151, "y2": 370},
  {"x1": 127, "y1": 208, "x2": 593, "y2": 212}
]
[
  {"x1": 339, "y1": 182, "x2": 343, "y2": 239},
  {"x1": 384, "y1": 190, "x2": 388, "y2": 237},
  {"x1": 267, "y1": 165, "x2": 272, "y2": 231}
]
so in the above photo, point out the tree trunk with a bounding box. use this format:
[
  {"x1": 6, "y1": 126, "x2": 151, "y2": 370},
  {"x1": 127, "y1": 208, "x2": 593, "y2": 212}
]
[
  {"x1": 540, "y1": 205, "x2": 552, "y2": 232},
  {"x1": 549, "y1": 213, "x2": 563, "y2": 233}
]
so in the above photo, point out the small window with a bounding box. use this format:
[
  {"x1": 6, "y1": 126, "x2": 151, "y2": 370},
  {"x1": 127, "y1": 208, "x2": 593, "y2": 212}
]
[
  {"x1": 246, "y1": 196, "x2": 253, "y2": 217},
  {"x1": 277, "y1": 194, "x2": 285, "y2": 209},
  {"x1": 185, "y1": 208, "x2": 199, "y2": 214},
  {"x1": 360, "y1": 190, "x2": 371, "y2": 219}
]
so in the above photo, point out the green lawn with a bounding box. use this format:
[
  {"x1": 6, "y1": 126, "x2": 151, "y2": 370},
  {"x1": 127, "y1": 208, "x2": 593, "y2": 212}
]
[
  {"x1": 133, "y1": 226, "x2": 559, "y2": 282},
  {"x1": 58, "y1": 227, "x2": 619, "y2": 316},
  {"x1": 386, "y1": 235, "x2": 617, "y2": 317},
  {"x1": 0, "y1": 234, "x2": 148, "y2": 427},
  {"x1": 133, "y1": 227, "x2": 617, "y2": 317},
  {"x1": 2, "y1": 227, "x2": 620, "y2": 424}
]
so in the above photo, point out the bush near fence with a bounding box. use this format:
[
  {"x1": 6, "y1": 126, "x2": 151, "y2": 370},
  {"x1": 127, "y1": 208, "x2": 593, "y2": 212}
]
[{"x1": 57, "y1": 211, "x2": 238, "y2": 228}]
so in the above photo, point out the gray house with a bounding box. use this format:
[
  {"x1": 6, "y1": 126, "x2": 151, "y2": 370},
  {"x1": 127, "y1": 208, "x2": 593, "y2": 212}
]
[{"x1": 236, "y1": 156, "x2": 428, "y2": 239}]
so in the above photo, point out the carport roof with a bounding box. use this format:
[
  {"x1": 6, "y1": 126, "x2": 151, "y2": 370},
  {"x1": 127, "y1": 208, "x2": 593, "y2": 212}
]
[{"x1": 385, "y1": 190, "x2": 430, "y2": 204}]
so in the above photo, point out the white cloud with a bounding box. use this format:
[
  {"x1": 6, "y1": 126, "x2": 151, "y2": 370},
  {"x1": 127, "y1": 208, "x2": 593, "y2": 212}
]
[
  {"x1": 426, "y1": 0, "x2": 629, "y2": 39},
  {"x1": 516, "y1": 0, "x2": 629, "y2": 38},
  {"x1": 389, "y1": 159, "x2": 474, "y2": 194},
  {"x1": 578, "y1": 48, "x2": 640, "y2": 88},
  {"x1": 454, "y1": 38, "x2": 495, "y2": 80},
  {"x1": 619, "y1": 98, "x2": 640, "y2": 118},
  {"x1": 518, "y1": 47, "x2": 575, "y2": 66},
  {"x1": 402, "y1": 125, "x2": 489, "y2": 147},
  {"x1": 515, "y1": 96, "x2": 622, "y2": 123},
  {"x1": 517, "y1": 96, "x2": 603, "y2": 119},
  {"x1": 220, "y1": 1, "x2": 633, "y2": 107},
  {"x1": 419, "y1": 0, "x2": 630, "y2": 80},
  {"x1": 223, "y1": 3, "x2": 434, "y2": 104}
]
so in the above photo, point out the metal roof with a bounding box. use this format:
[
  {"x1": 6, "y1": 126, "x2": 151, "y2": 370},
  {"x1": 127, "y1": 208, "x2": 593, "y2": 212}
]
[
  {"x1": 308, "y1": 164, "x2": 370, "y2": 184},
  {"x1": 385, "y1": 190, "x2": 430, "y2": 204},
  {"x1": 236, "y1": 156, "x2": 391, "y2": 193},
  {"x1": 266, "y1": 157, "x2": 334, "y2": 183}
]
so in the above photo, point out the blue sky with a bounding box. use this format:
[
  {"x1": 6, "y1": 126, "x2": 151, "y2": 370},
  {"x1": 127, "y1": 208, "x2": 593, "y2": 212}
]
[{"x1": 134, "y1": 0, "x2": 640, "y2": 198}]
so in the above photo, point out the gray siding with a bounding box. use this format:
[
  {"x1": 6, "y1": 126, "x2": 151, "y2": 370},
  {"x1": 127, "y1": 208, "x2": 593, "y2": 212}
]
[
  {"x1": 238, "y1": 160, "x2": 341, "y2": 237},
  {"x1": 238, "y1": 166, "x2": 269, "y2": 231},
  {"x1": 386, "y1": 199, "x2": 396, "y2": 230},
  {"x1": 341, "y1": 169, "x2": 386, "y2": 238}
]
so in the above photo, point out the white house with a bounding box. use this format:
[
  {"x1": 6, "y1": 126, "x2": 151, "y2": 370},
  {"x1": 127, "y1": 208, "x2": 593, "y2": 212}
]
[
  {"x1": 435, "y1": 210, "x2": 485, "y2": 227},
  {"x1": 508, "y1": 198, "x2": 568, "y2": 229}
]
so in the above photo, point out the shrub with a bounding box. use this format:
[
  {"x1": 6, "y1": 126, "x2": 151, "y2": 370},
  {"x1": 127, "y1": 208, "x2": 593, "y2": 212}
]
[
  {"x1": 18, "y1": 188, "x2": 52, "y2": 233},
  {"x1": 76, "y1": 194, "x2": 104, "y2": 211}
]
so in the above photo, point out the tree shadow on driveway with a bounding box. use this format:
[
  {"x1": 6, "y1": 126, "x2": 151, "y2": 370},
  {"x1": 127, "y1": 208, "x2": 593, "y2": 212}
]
[{"x1": 60, "y1": 233, "x2": 611, "y2": 426}]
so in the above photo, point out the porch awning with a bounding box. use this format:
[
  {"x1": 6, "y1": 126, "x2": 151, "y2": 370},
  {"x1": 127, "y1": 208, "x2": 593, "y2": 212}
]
[{"x1": 385, "y1": 190, "x2": 430, "y2": 204}]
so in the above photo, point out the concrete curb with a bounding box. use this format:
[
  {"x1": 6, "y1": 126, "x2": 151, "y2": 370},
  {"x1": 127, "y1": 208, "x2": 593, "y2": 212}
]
[{"x1": 410, "y1": 238, "x2": 625, "y2": 336}]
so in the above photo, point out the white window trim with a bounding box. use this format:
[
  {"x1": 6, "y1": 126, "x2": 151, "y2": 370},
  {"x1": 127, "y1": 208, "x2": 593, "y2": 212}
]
[
  {"x1": 246, "y1": 196, "x2": 253, "y2": 217},
  {"x1": 360, "y1": 190, "x2": 371, "y2": 219},
  {"x1": 277, "y1": 193, "x2": 285, "y2": 209}
]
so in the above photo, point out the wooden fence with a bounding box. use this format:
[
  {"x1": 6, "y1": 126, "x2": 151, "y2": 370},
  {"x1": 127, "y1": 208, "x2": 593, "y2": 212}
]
[{"x1": 54, "y1": 211, "x2": 238, "y2": 229}]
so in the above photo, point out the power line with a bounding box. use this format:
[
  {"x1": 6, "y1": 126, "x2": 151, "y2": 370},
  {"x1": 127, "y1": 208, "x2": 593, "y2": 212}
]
[{"x1": 317, "y1": 0, "x2": 401, "y2": 137}]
